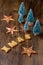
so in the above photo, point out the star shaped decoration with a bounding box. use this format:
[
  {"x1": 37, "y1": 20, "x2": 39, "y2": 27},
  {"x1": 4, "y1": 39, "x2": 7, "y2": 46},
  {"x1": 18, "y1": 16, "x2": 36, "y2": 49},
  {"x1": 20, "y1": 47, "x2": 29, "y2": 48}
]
[
  {"x1": 1, "y1": 15, "x2": 14, "y2": 23},
  {"x1": 6, "y1": 26, "x2": 21, "y2": 35},
  {"x1": 22, "y1": 46, "x2": 37, "y2": 56}
]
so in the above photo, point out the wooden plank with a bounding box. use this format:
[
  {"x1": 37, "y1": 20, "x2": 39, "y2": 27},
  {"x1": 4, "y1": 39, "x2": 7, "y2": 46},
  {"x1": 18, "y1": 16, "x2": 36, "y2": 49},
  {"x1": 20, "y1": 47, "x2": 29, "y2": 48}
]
[{"x1": 0, "y1": 0, "x2": 43, "y2": 65}]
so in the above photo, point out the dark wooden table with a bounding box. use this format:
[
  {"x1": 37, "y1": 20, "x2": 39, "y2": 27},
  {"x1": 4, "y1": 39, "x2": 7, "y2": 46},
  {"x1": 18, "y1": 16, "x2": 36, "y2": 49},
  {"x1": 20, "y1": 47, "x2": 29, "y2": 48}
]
[{"x1": 0, "y1": 0, "x2": 43, "y2": 65}]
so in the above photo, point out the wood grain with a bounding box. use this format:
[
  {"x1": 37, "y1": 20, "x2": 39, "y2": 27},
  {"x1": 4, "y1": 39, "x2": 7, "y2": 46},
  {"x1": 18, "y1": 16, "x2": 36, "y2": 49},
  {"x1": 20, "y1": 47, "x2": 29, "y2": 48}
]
[{"x1": 0, "y1": 0, "x2": 43, "y2": 65}]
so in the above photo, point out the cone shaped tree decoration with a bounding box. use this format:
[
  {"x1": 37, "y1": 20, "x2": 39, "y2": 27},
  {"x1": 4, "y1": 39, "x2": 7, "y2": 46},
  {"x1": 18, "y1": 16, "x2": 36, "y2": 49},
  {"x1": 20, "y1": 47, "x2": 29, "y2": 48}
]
[
  {"x1": 33, "y1": 19, "x2": 41, "y2": 35},
  {"x1": 26, "y1": 9, "x2": 34, "y2": 26},
  {"x1": 24, "y1": 22, "x2": 29, "y2": 31},
  {"x1": 18, "y1": 15, "x2": 24, "y2": 23},
  {"x1": 18, "y1": 2, "x2": 26, "y2": 16}
]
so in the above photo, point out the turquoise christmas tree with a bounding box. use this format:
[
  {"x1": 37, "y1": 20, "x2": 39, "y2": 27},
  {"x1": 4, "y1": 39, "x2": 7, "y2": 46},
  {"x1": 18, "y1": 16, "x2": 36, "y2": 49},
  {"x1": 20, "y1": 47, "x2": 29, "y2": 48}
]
[
  {"x1": 18, "y1": 15, "x2": 24, "y2": 23},
  {"x1": 26, "y1": 9, "x2": 34, "y2": 25},
  {"x1": 33, "y1": 19, "x2": 41, "y2": 35},
  {"x1": 18, "y1": 2, "x2": 26, "y2": 16},
  {"x1": 24, "y1": 22, "x2": 29, "y2": 31}
]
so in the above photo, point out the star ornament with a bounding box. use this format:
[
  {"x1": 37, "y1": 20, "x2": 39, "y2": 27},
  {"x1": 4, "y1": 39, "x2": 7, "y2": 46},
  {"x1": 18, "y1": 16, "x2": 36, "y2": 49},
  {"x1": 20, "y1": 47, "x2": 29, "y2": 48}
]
[
  {"x1": 6, "y1": 26, "x2": 21, "y2": 35},
  {"x1": 1, "y1": 15, "x2": 14, "y2": 23},
  {"x1": 22, "y1": 46, "x2": 37, "y2": 56}
]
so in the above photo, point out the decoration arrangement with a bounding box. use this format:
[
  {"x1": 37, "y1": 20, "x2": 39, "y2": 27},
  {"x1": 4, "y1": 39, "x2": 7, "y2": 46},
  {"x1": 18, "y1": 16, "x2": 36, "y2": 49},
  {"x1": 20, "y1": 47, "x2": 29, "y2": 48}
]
[
  {"x1": 0, "y1": 2, "x2": 41, "y2": 57},
  {"x1": 1, "y1": 34, "x2": 31, "y2": 53}
]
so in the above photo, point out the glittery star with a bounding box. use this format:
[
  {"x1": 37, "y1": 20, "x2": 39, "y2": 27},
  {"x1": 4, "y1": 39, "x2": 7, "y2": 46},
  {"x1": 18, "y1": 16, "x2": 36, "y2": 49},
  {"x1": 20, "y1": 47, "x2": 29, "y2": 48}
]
[
  {"x1": 6, "y1": 26, "x2": 21, "y2": 35},
  {"x1": 22, "y1": 46, "x2": 37, "y2": 56},
  {"x1": 1, "y1": 15, "x2": 14, "y2": 23}
]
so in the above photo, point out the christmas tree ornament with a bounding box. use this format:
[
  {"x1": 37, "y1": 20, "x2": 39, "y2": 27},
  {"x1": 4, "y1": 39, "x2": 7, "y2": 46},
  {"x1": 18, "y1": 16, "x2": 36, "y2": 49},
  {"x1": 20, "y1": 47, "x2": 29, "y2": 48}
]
[
  {"x1": 18, "y1": 2, "x2": 26, "y2": 16},
  {"x1": 26, "y1": 9, "x2": 34, "y2": 26},
  {"x1": 1, "y1": 15, "x2": 14, "y2": 23},
  {"x1": 33, "y1": 19, "x2": 41, "y2": 35},
  {"x1": 22, "y1": 46, "x2": 37, "y2": 56},
  {"x1": 18, "y1": 15, "x2": 24, "y2": 23},
  {"x1": 24, "y1": 22, "x2": 29, "y2": 31}
]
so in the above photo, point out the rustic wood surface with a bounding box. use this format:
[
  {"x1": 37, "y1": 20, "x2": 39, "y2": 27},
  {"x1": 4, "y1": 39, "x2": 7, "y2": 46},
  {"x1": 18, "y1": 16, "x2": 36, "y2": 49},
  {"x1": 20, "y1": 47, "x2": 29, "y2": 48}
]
[{"x1": 0, "y1": 0, "x2": 43, "y2": 65}]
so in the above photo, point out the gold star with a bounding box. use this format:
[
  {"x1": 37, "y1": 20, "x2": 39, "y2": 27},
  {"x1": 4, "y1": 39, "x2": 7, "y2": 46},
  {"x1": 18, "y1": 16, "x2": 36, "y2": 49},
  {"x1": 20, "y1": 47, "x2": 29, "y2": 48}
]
[
  {"x1": 6, "y1": 26, "x2": 21, "y2": 35},
  {"x1": 22, "y1": 46, "x2": 37, "y2": 56},
  {"x1": 1, "y1": 15, "x2": 14, "y2": 23}
]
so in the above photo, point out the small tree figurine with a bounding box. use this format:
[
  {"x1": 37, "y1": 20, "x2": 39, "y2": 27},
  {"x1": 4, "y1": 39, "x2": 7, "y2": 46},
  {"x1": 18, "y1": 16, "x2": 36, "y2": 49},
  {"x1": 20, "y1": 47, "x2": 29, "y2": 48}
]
[
  {"x1": 18, "y1": 15, "x2": 24, "y2": 23},
  {"x1": 18, "y1": 2, "x2": 26, "y2": 16},
  {"x1": 26, "y1": 9, "x2": 34, "y2": 26},
  {"x1": 33, "y1": 19, "x2": 41, "y2": 35},
  {"x1": 24, "y1": 22, "x2": 29, "y2": 31}
]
